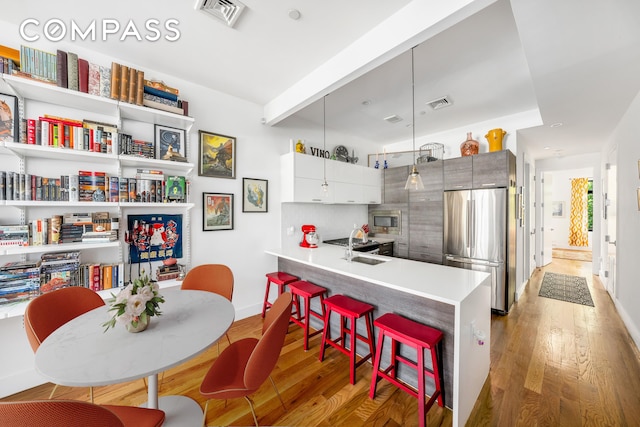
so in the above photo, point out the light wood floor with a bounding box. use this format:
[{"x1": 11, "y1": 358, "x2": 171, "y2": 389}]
[
  {"x1": 4, "y1": 258, "x2": 640, "y2": 426},
  {"x1": 552, "y1": 248, "x2": 593, "y2": 262}
]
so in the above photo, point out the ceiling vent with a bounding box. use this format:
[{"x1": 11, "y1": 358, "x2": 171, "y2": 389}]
[
  {"x1": 426, "y1": 96, "x2": 453, "y2": 110},
  {"x1": 195, "y1": 0, "x2": 246, "y2": 28},
  {"x1": 384, "y1": 114, "x2": 403, "y2": 124}
]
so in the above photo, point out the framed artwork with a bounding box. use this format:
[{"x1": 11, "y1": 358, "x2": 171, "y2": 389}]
[
  {"x1": 242, "y1": 178, "x2": 268, "y2": 213},
  {"x1": 551, "y1": 201, "x2": 565, "y2": 218},
  {"x1": 203, "y1": 192, "x2": 234, "y2": 231},
  {"x1": 155, "y1": 124, "x2": 186, "y2": 161},
  {"x1": 198, "y1": 130, "x2": 236, "y2": 179},
  {"x1": 126, "y1": 214, "x2": 183, "y2": 263},
  {"x1": 0, "y1": 93, "x2": 19, "y2": 143}
]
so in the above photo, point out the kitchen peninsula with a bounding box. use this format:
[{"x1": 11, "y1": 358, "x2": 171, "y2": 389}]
[{"x1": 266, "y1": 244, "x2": 490, "y2": 427}]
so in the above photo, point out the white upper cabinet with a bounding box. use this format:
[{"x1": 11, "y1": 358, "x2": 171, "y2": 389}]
[{"x1": 281, "y1": 152, "x2": 381, "y2": 204}]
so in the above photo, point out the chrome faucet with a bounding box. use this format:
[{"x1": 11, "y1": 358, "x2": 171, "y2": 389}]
[{"x1": 346, "y1": 226, "x2": 365, "y2": 262}]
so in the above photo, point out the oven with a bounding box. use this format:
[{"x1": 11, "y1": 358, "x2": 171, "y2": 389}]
[{"x1": 368, "y1": 209, "x2": 402, "y2": 235}]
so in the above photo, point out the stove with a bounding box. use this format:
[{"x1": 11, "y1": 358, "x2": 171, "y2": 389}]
[{"x1": 323, "y1": 237, "x2": 380, "y2": 253}]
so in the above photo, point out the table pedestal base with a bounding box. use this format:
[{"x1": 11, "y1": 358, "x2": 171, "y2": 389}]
[{"x1": 142, "y1": 396, "x2": 203, "y2": 427}]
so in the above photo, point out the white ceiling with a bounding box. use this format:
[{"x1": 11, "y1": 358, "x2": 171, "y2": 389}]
[{"x1": 3, "y1": 0, "x2": 640, "y2": 160}]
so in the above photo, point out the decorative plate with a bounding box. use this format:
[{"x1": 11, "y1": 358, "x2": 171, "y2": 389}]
[{"x1": 334, "y1": 145, "x2": 349, "y2": 162}]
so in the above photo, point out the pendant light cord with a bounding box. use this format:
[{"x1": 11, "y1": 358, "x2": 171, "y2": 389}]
[
  {"x1": 323, "y1": 95, "x2": 327, "y2": 180},
  {"x1": 411, "y1": 47, "x2": 416, "y2": 165}
]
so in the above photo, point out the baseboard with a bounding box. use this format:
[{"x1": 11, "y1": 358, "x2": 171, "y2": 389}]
[
  {"x1": 0, "y1": 369, "x2": 45, "y2": 399},
  {"x1": 613, "y1": 298, "x2": 640, "y2": 353},
  {"x1": 234, "y1": 302, "x2": 262, "y2": 321},
  {"x1": 515, "y1": 279, "x2": 528, "y2": 301}
]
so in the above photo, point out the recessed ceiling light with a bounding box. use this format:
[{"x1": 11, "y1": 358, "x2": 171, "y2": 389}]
[
  {"x1": 288, "y1": 9, "x2": 301, "y2": 20},
  {"x1": 550, "y1": 122, "x2": 563, "y2": 128},
  {"x1": 361, "y1": 100, "x2": 371, "y2": 106},
  {"x1": 544, "y1": 146, "x2": 551, "y2": 150}
]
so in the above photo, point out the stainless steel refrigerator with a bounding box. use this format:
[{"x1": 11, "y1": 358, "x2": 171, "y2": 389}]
[{"x1": 443, "y1": 188, "x2": 516, "y2": 314}]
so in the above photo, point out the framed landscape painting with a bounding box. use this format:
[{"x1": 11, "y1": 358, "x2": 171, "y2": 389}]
[
  {"x1": 203, "y1": 192, "x2": 234, "y2": 231},
  {"x1": 242, "y1": 178, "x2": 268, "y2": 212},
  {"x1": 155, "y1": 124, "x2": 186, "y2": 161},
  {"x1": 199, "y1": 130, "x2": 236, "y2": 179},
  {"x1": 0, "y1": 93, "x2": 19, "y2": 143}
]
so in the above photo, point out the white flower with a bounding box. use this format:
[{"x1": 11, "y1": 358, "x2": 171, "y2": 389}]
[
  {"x1": 138, "y1": 285, "x2": 155, "y2": 302},
  {"x1": 115, "y1": 287, "x2": 133, "y2": 304},
  {"x1": 116, "y1": 311, "x2": 133, "y2": 325},
  {"x1": 125, "y1": 294, "x2": 147, "y2": 317}
]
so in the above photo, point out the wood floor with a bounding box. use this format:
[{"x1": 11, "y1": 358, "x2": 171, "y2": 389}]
[{"x1": 4, "y1": 258, "x2": 640, "y2": 426}]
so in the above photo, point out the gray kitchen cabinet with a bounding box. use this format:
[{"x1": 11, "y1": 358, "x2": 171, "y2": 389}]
[
  {"x1": 472, "y1": 150, "x2": 515, "y2": 188},
  {"x1": 408, "y1": 160, "x2": 444, "y2": 264},
  {"x1": 383, "y1": 166, "x2": 409, "y2": 203},
  {"x1": 443, "y1": 156, "x2": 472, "y2": 190},
  {"x1": 378, "y1": 241, "x2": 394, "y2": 256}
]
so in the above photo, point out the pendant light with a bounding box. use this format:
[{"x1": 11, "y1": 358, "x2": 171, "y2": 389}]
[
  {"x1": 404, "y1": 47, "x2": 424, "y2": 191},
  {"x1": 321, "y1": 95, "x2": 330, "y2": 197}
]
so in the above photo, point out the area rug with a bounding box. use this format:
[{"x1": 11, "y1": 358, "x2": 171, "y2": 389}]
[{"x1": 538, "y1": 272, "x2": 594, "y2": 306}]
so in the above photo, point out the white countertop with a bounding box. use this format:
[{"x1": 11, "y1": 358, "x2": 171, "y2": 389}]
[{"x1": 266, "y1": 245, "x2": 489, "y2": 306}]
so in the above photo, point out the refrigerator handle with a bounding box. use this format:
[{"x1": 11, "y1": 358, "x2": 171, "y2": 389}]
[
  {"x1": 470, "y1": 198, "x2": 476, "y2": 251},
  {"x1": 466, "y1": 200, "x2": 471, "y2": 250}
]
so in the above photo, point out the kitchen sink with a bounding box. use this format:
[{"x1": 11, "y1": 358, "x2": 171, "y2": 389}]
[{"x1": 343, "y1": 255, "x2": 389, "y2": 266}]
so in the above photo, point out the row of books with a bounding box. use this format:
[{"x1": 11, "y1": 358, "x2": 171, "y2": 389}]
[
  {"x1": 0, "y1": 171, "x2": 74, "y2": 202},
  {"x1": 25, "y1": 116, "x2": 117, "y2": 154},
  {"x1": 118, "y1": 133, "x2": 155, "y2": 159},
  {"x1": 4, "y1": 44, "x2": 190, "y2": 118},
  {"x1": 56, "y1": 49, "x2": 110, "y2": 95},
  {"x1": 39, "y1": 251, "x2": 81, "y2": 293},
  {"x1": 0, "y1": 260, "x2": 39, "y2": 305},
  {"x1": 0, "y1": 56, "x2": 18, "y2": 75},
  {"x1": 0, "y1": 170, "x2": 189, "y2": 204},
  {"x1": 20, "y1": 45, "x2": 57, "y2": 83},
  {"x1": 80, "y1": 262, "x2": 126, "y2": 291}
]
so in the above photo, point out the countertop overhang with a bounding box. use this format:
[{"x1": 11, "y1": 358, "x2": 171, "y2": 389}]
[{"x1": 266, "y1": 245, "x2": 490, "y2": 306}]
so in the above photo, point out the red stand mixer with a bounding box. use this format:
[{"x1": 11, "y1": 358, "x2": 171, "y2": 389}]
[{"x1": 300, "y1": 224, "x2": 319, "y2": 248}]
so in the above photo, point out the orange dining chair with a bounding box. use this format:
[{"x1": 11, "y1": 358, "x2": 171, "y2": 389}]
[
  {"x1": 181, "y1": 264, "x2": 234, "y2": 348},
  {"x1": 24, "y1": 286, "x2": 105, "y2": 402},
  {"x1": 0, "y1": 399, "x2": 165, "y2": 427},
  {"x1": 199, "y1": 292, "x2": 293, "y2": 427}
]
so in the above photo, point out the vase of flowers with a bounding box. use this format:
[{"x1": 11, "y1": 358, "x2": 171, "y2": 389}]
[{"x1": 103, "y1": 272, "x2": 165, "y2": 333}]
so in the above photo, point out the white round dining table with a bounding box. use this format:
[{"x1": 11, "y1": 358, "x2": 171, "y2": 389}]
[{"x1": 35, "y1": 288, "x2": 235, "y2": 426}]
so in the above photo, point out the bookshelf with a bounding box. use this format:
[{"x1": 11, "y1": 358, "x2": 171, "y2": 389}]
[{"x1": 0, "y1": 73, "x2": 195, "y2": 317}]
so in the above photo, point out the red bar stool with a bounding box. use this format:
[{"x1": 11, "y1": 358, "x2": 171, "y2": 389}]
[
  {"x1": 262, "y1": 272, "x2": 298, "y2": 318},
  {"x1": 318, "y1": 294, "x2": 375, "y2": 385},
  {"x1": 288, "y1": 280, "x2": 328, "y2": 350},
  {"x1": 369, "y1": 313, "x2": 444, "y2": 427}
]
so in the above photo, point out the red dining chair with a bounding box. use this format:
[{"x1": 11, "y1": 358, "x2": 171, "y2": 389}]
[
  {"x1": 181, "y1": 264, "x2": 235, "y2": 349},
  {"x1": 24, "y1": 286, "x2": 105, "y2": 402},
  {"x1": 199, "y1": 292, "x2": 292, "y2": 427},
  {"x1": 0, "y1": 399, "x2": 165, "y2": 427}
]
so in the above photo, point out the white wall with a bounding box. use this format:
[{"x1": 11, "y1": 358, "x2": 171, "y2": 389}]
[{"x1": 603, "y1": 89, "x2": 640, "y2": 350}]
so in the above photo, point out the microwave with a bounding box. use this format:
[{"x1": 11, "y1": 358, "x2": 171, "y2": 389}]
[{"x1": 369, "y1": 209, "x2": 402, "y2": 235}]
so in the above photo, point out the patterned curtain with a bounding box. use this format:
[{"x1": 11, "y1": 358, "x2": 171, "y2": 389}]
[{"x1": 568, "y1": 178, "x2": 589, "y2": 246}]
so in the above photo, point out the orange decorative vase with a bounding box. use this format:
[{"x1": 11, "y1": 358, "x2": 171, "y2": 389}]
[
  {"x1": 485, "y1": 128, "x2": 506, "y2": 152},
  {"x1": 460, "y1": 132, "x2": 479, "y2": 156}
]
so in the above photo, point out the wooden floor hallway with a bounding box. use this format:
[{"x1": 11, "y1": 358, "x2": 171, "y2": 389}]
[{"x1": 3, "y1": 257, "x2": 640, "y2": 426}]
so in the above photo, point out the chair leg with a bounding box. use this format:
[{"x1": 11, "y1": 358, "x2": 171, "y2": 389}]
[
  {"x1": 244, "y1": 396, "x2": 259, "y2": 427},
  {"x1": 48, "y1": 384, "x2": 59, "y2": 399},
  {"x1": 225, "y1": 332, "x2": 232, "y2": 345},
  {"x1": 202, "y1": 399, "x2": 210, "y2": 427},
  {"x1": 269, "y1": 375, "x2": 286, "y2": 411},
  {"x1": 89, "y1": 386, "x2": 94, "y2": 403}
]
